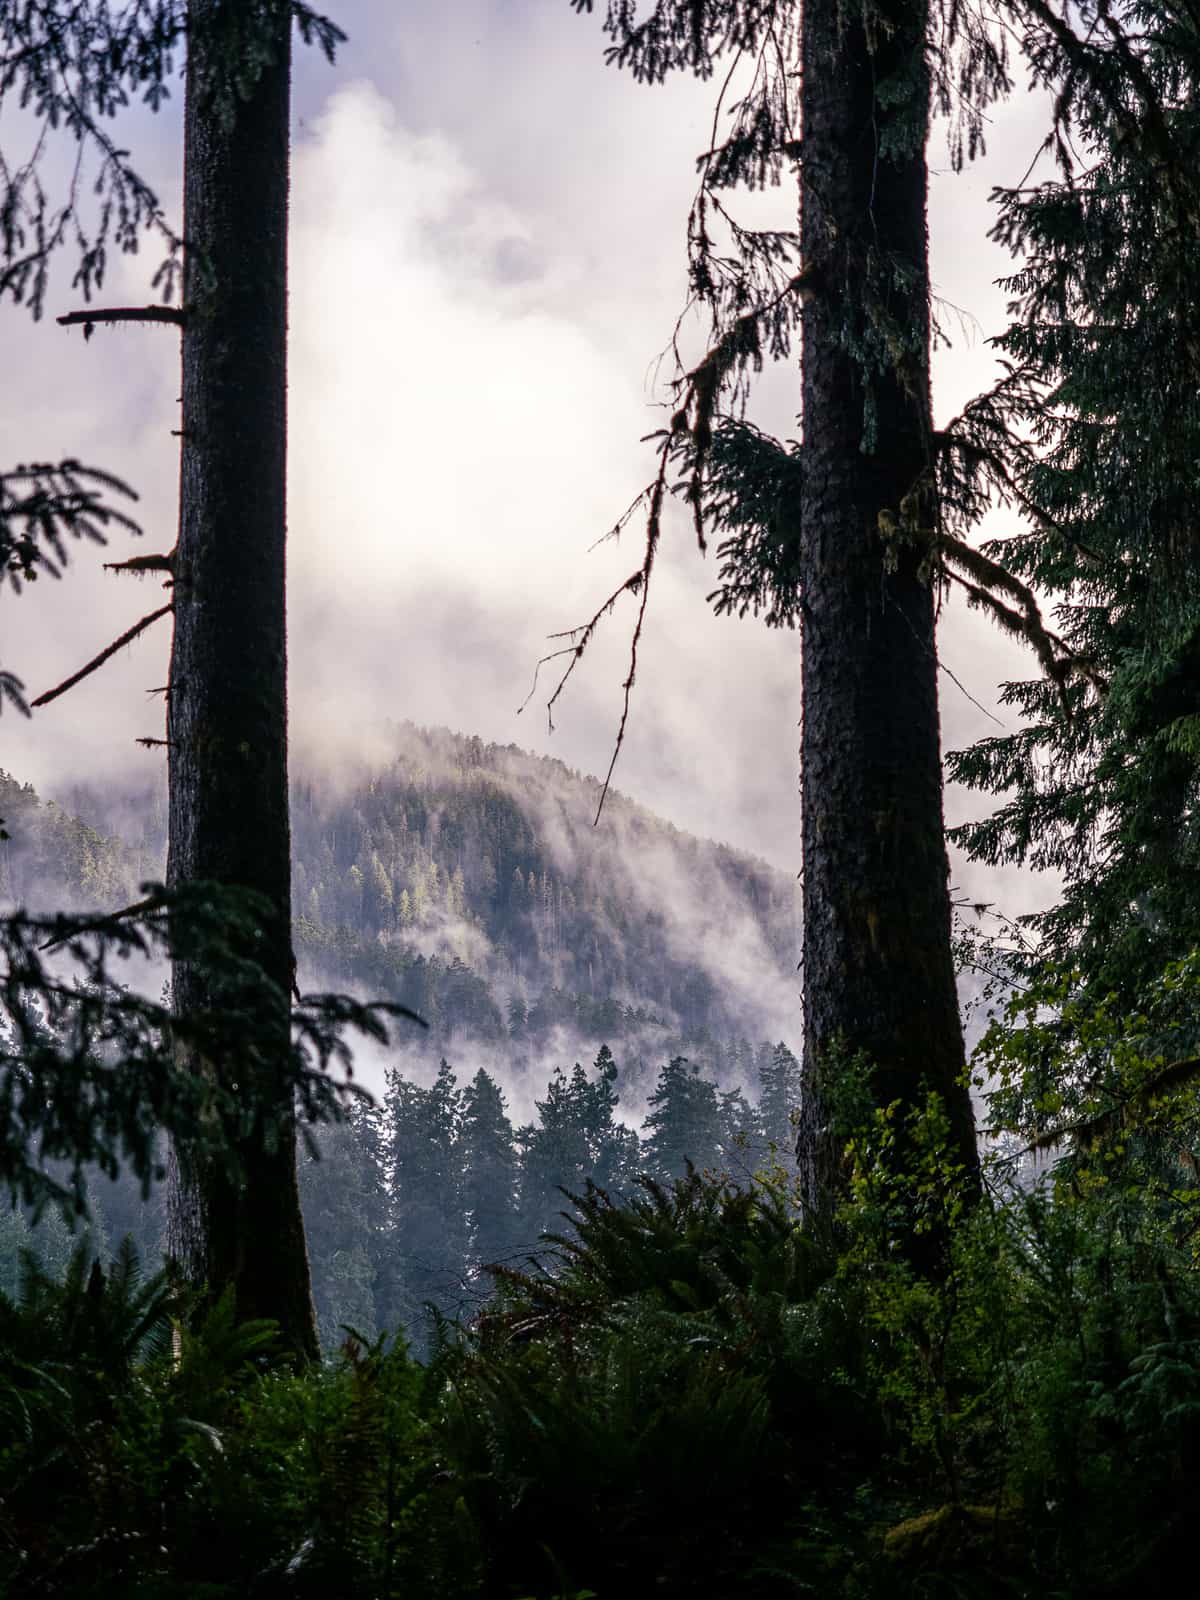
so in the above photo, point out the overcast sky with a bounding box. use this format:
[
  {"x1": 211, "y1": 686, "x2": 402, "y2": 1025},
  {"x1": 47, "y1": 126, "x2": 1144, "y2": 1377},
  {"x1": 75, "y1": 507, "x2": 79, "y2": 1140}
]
[{"x1": 2, "y1": 0, "x2": 1054, "y2": 916}]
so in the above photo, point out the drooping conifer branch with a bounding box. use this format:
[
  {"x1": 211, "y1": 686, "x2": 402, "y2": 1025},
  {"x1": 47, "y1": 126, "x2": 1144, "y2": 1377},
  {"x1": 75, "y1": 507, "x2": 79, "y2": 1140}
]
[
  {"x1": 1019, "y1": 0, "x2": 1175, "y2": 176},
  {"x1": 2, "y1": 459, "x2": 141, "y2": 586},
  {"x1": 938, "y1": 533, "x2": 1108, "y2": 704},
  {"x1": 679, "y1": 268, "x2": 817, "y2": 545},
  {"x1": 529, "y1": 264, "x2": 819, "y2": 822},
  {"x1": 31, "y1": 602, "x2": 173, "y2": 708}
]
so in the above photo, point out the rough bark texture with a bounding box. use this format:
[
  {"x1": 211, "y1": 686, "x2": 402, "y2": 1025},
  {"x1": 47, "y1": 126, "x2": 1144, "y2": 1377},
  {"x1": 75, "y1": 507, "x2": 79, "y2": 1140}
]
[
  {"x1": 795, "y1": 0, "x2": 980, "y2": 1230},
  {"x1": 166, "y1": 4, "x2": 318, "y2": 1359}
]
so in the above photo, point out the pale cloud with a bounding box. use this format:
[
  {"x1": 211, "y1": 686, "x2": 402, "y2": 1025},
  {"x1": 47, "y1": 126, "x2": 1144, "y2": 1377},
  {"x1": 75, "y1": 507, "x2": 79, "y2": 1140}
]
[
  {"x1": 1, "y1": 8, "x2": 1060, "y2": 931},
  {"x1": 285, "y1": 78, "x2": 801, "y2": 868}
]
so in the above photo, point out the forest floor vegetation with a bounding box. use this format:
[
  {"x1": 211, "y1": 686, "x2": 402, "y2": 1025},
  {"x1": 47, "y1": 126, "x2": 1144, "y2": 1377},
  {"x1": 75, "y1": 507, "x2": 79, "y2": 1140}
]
[{"x1": 4, "y1": 1039, "x2": 1200, "y2": 1599}]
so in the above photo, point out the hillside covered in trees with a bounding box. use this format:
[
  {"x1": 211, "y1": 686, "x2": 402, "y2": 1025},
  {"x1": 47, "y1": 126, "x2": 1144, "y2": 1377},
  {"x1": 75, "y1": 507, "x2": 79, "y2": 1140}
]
[
  {"x1": 290, "y1": 723, "x2": 799, "y2": 1082},
  {"x1": 2, "y1": 736, "x2": 805, "y2": 1356},
  {"x1": 3, "y1": 729, "x2": 807, "y2": 1358},
  {"x1": 3, "y1": 723, "x2": 801, "y2": 1100}
]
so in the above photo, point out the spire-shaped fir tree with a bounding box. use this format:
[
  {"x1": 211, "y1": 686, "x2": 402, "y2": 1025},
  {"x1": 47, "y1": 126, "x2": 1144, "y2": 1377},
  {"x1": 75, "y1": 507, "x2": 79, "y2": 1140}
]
[
  {"x1": 519, "y1": 1046, "x2": 641, "y2": 1240},
  {"x1": 519, "y1": 1067, "x2": 593, "y2": 1241},
  {"x1": 644, "y1": 1056, "x2": 724, "y2": 1182},
  {"x1": 380, "y1": 1060, "x2": 469, "y2": 1347},
  {"x1": 587, "y1": 1045, "x2": 644, "y2": 1199},
  {"x1": 460, "y1": 1067, "x2": 522, "y2": 1277},
  {"x1": 757, "y1": 1041, "x2": 802, "y2": 1154},
  {"x1": 298, "y1": 1105, "x2": 388, "y2": 1352}
]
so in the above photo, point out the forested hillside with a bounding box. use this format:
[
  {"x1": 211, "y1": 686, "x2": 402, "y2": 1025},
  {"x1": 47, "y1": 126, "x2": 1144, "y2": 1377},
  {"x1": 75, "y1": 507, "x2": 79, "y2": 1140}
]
[
  {"x1": 6, "y1": 1039, "x2": 802, "y2": 1356},
  {"x1": 0, "y1": 770, "x2": 161, "y2": 910},
  {"x1": 2, "y1": 732, "x2": 804, "y2": 1352},
  {"x1": 2, "y1": 723, "x2": 801, "y2": 1100},
  {"x1": 291, "y1": 724, "x2": 799, "y2": 1083}
]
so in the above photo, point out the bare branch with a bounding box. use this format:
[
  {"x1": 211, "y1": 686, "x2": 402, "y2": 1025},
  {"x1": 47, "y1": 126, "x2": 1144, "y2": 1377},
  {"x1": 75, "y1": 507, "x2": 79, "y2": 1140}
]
[
  {"x1": 32, "y1": 602, "x2": 173, "y2": 708},
  {"x1": 57, "y1": 304, "x2": 186, "y2": 337},
  {"x1": 104, "y1": 551, "x2": 175, "y2": 577},
  {"x1": 39, "y1": 893, "x2": 162, "y2": 953}
]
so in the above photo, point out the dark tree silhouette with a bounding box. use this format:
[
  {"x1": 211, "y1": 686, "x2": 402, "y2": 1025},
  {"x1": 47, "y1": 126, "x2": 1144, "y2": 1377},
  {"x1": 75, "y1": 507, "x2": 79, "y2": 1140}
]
[
  {"x1": 165, "y1": 0, "x2": 320, "y2": 1358},
  {"x1": 791, "y1": 0, "x2": 982, "y2": 1229},
  {"x1": 566, "y1": 0, "x2": 1011, "y2": 1241},
  {"x1": 2, "y1": 0, "x2": 358, "y2": 1357}
]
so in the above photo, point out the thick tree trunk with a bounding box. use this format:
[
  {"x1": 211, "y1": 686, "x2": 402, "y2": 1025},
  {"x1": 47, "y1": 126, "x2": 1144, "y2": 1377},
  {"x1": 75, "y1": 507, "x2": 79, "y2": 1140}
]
[
  {"x1": 166, "y1": 3, "x2": 318, "y2": 1359},
  {"x1": 795, "y1": 0, "x2": 980, "y2": 1233}
]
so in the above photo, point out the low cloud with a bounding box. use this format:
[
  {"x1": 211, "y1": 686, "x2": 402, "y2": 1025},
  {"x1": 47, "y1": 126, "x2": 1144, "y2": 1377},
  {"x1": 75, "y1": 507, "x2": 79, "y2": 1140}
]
[{"x1": 2, "y1": 18, "x2": 1059, "y2": 939}]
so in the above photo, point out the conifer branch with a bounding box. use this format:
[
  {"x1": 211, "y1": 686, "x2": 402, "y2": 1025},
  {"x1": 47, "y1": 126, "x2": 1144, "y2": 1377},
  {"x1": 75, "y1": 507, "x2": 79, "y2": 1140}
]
[
  {"x1": 678, "y1": 267, "x2": 819, "y2": 549},
  {"x1": 31, "y1": 602, "x2": 173, "y2": 708},
  {"x1": 526, "y1": 264, "x2": 820, "y2": 823},
  {"x1": 57, "y1": 304, "x2": 186, "y2": 338},
  {"x1": 1020, "y1": 0, "x2": 1175, "y2": 175},
  {"x1": 934, "y1": 379, "x2": 1107, "y2": 571},
  {"x1": 939, "y1": 533, "x2": 1108, "y2": 705},
  {"x1": 946, "y1": 570, "x2": 1075, "y2": 709},
  {"x1": 38, "y1": 893, "x2": 161, "y2": 952}
]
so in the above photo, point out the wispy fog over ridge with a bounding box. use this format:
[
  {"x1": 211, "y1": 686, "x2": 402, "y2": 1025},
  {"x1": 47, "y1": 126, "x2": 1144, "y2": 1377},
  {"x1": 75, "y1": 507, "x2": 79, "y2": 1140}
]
[
  {"x1": 0, "y1": 2, "x2": 1061, "y2": 1153},
  {"x1": 291, "y1": 721, "x2": 799, "y2": 1063},
  {"x1": 293, "y1": 721, "x2": 805, "y2": 1117},
  {"x1": 1, "y1": 722, "x2": 801, "y2": 1115},
  {"x1": 2, "y1": 14, "x2": 1054, "y2": 918}
]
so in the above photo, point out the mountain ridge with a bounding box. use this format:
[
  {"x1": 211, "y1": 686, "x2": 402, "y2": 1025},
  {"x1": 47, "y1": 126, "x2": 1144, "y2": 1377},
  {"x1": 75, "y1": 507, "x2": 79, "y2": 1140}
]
[{"x1": 1, "y1": 723, "x2": 802, "y2": 1104}]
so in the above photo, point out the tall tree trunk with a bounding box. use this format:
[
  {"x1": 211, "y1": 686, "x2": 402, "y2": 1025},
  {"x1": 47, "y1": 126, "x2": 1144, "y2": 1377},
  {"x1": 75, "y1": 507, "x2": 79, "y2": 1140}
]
[
  {"x1": 166, "y1": 1, "x2": 318, "y2": 1359},
  {"x1": 795, "y1": 0, "x2": 980, "y2": 1232}
]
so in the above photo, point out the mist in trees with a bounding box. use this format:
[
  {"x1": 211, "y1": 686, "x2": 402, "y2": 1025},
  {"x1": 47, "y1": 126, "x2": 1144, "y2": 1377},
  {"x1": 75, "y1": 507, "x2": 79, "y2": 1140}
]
[
  {"x1": 8, "y1": 1036, "x2": 798, "y2": 1356},
  {"x1": 298, "y1": 1039, "x2": 798, "y2": 1353}
]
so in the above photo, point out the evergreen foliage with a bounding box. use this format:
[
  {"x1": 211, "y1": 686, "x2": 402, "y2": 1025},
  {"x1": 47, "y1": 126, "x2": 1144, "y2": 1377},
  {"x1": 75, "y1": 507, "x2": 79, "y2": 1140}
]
[
  {"x1": 459, "y1": 1067, "x2": 522, "y2": 1277},
  {"x1": 0, "y1": 1236, "x2": 470, "y2": 1597},
  {"x1": 0, "y1": 875, "x2": 422, "y2": 1245},
  {"x1": 12, "y1": 1121, "x2": 1200, "y2": 1595},
  {"x1": 289, "y1": 723, "x2": 798, "y2": 1047},
  {"x1": 297, "y1": 1106, "x2": 388, "y2": 1353},
  {"x1": 12, "y1": 3, "x2": 1200, "y2": 1593},
  {"x1": 0, "y1": 0, "x2": 363, "y2": 1354},
  {"x1": 0, "y1": 768, "x2": 154, "y2": 906},
  {"x1": 0, "y1": 454, "x2": 142, "y2": 719},
  {"x1": 643, "y1": 1053, "x2": 724, "y2": 1179},
  {"x1": 380, "y1": 1059, "x2": 471, "y2": 1339},
  {"x1": 0, "y1": 461, "x2": 140, "y2": 593},
  {"x1": 4, "y1": 1033, "x2": 794, "y2": 1360},
  {"x1": 757, "y1": 1039, "x2": 802, "y2": 1152},
  {"x1": 0, "y1": 0, "x2": 345, "y2": 317},
  {"x1": 284, "y1": 1040, "x2": 792, "y2": 1357},
  {"x1": 948, "y1": 0, "x2": 1200, "y2": 1019}
]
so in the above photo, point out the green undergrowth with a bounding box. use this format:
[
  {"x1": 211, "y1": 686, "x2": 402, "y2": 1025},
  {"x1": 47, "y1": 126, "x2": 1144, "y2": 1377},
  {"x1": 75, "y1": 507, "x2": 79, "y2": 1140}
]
[
  {"x1": 6, "y1": 1094, "x2": 1200, "y2": 1597},
  {"x1": 0, "y1": 1242, "x2": 475, "y2": 1597}
]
